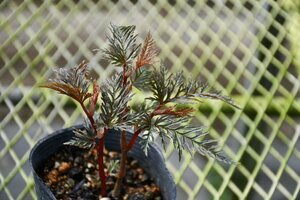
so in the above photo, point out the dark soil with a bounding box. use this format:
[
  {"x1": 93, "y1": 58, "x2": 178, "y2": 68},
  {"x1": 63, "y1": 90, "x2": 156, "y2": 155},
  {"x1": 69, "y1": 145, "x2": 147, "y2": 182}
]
[{"x1": 39, "y1": 145, "x2": 162, "y2": 200}]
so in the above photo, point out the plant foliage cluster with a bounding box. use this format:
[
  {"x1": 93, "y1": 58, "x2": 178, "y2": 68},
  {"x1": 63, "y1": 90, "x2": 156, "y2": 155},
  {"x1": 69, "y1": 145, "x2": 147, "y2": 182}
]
[{"x1": 42, "y1": 24, "x2": 239, "y2": 198}]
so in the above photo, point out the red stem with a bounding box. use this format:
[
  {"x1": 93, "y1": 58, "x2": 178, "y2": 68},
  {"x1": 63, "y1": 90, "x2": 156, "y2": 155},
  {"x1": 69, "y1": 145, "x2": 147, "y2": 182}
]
[
  {"x1": 112, "y1": 130, "x2": 127, "y2": 197},
  {"x1": 126, "y1": 104, "x2": 164, "y2": 151},
  {"x1": 80, "y1": 102, "x2": 108, "y2": 197},
  {"x1": 96, "y1": 129, "x2": 108, "y2": 197},
  {"x1": 80, "y1": 102, "x2": 97, "y2": 131},
  {"x1": 149, "y1": 104, "x2": 162, "y2": 118},
  {"x1": 123, "y1": 63, "x2": 128, "y2": 85},
  {"x1": 112, "y1": 63, "x2": 130, "y2": 198},
  {"x1": 126, "y1": 128, "x2": 143, "y2": 151}
]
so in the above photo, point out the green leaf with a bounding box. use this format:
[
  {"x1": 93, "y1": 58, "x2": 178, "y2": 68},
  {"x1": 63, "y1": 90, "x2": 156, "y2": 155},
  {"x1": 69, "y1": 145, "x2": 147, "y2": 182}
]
[
  {"x1": 138, "y1": 112, "x2": 235, "y2": 164},
  {"x1": 147, "y1": 65, "x2": 240, "y2": 109},
  {"x1": 103, "y1": 24, "x2": 140, "y2": 66},
  {"x1": 140, "y1": 130, "x2": 154, "y2": 156},
  {"x1": 107, "y1": 160, "x2": 120, "y2": 175},
  {"x1": 65, "y1": 128, "x2": 96, "y2": 149},
  {"x1": 98, "y1": 73, "x2": 133, "y2": 128},
  {"x1": 131, "y1": 68, "x2": 152, "y2": 91}
]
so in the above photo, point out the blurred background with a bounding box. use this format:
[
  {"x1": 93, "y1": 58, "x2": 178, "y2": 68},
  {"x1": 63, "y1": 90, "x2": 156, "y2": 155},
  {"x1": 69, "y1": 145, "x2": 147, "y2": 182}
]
[{"x1": 1, "y1": 0, "x2": 300, "y2": 199}]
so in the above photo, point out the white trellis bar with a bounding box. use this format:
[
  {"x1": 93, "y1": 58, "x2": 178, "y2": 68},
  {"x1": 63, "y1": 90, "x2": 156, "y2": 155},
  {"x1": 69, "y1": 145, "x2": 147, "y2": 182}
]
[{"x1": 0, "y1": 0, "x2": 299, "y2": 199}]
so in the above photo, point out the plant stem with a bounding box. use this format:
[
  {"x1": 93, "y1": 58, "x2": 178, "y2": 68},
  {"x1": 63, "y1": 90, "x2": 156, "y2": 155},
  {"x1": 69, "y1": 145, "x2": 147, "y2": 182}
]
[
  {"x1": 80, "y1": 102, "x2": 108, "y2": 197},
  {"x1": 126, "y1": 128, "x2": 143, "y2": 151},
  {"x1": 80, "y1": 102, "x2": 97, "y2": 131},
  {"x1": 97, "y1": 128, "x2": 108, "y2": 197},
  {"x1": 112, "y1": 130, "x2": 127, "y2": 198},
  {"x1": 123, "y1": 63, "x2": 128, "y2": 85},
  {"x1": 126, "y1": 104, "x2": 163, "y2": 151},
  {"x1": 112, "y1": 63, "x2": 129, "y2": 198}
]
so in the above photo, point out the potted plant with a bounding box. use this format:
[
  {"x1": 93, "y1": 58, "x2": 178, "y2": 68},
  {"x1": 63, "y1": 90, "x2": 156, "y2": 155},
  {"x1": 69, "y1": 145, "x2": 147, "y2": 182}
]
[{"x1": 30, "y1": 24, "x2": 239, "y2": 200}]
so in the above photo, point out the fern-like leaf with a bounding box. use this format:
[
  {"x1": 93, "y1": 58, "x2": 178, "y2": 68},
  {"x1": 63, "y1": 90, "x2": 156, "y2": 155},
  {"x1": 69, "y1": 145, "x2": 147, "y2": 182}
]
[
  {"x1": 107, "y1": 160, "x2": 120, "y2": 175},
  {"x1": 196, "y1": 90, "x2": 240, "y2": 109},
  {"x1": 136, "y1": 32, "x2": 158, "y2": 68},
  {"x1": 140, "y1": 113, "x2": 234, "y2": 163},
  {"x1": 140, "y1": 129, "x2": 154, "y2": 156},
  {"x1": 147, "y1": 65, "x2": 199, "y2": 104},
  {"x1": 41, "y1": 60, "x2": 92, "y2": 104},
  {"x1": 152, "y1": 105, "x2": 195, "y2": 117},
  {"x1": 147, "y1": 65, "x2": 239, "y2": 109},
  {"x1": 98, "y1": 73, "x2": 133, "y2": 128},
  {"x1": 65, "y1": 128, "x2": 96, "y2": 149},
  {"x1": 103, "y1": 24, "x2": 140, "y2": 67},
  {"x1": 130, "y1": 68, "x2": 152, "y2": 90}
]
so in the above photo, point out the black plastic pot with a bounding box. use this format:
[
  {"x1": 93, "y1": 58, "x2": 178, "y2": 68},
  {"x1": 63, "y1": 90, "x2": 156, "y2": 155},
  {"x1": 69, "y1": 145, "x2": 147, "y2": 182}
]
[{"x1": 29, "y1": 126, "x2": 176, "y2": 200}]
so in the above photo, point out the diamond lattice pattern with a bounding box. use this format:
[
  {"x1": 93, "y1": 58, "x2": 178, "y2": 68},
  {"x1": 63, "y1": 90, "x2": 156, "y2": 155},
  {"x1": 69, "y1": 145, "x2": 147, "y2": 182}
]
[{"x1": 0, "y1": 0, "x2": 300, "y2": 199}]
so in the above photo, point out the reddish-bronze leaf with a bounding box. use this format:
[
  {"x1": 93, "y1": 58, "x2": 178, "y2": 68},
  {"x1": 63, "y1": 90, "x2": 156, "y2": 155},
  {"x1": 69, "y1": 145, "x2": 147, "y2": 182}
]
[
  {"x1": 41, "y1": 60, "x2": 95, "y2": 105},
  {"x1": 89, "y1": 80, "x2": 100, "y2": 115},
  {"x1": 136, "y1": 32, "x2": 158, "y2": 69},
  {"x1": 92, "y1": 81, "x2": 100, "y2": 104},
  {"x1": 41, "y1": 81, "x2": 92, "y2": 104},
  {"x1": 171, "y1": 107, "x2": 195, "y2": 116},
  {"x1": 153, "y1": 105, "x2": 195, "y2": 117}
]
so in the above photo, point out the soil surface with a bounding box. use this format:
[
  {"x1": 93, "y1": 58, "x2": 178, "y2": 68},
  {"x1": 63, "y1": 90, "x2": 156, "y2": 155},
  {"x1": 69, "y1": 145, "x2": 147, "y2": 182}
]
[{"x1": 39, "y1": 145, "x2": 162, "y2": 200}]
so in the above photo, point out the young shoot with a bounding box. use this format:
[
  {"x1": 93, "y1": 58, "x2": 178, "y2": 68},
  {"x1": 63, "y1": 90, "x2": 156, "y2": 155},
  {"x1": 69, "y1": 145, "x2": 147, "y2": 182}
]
[{"x1": 42, "y1": 23, "x2": 239, "y2": 198}]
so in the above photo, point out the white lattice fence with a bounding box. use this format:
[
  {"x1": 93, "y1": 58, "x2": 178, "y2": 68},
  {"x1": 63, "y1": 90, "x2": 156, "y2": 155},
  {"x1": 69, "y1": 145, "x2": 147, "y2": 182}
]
[{"x1": 1, "y1": 0, "x2": 300, "y2": 199}]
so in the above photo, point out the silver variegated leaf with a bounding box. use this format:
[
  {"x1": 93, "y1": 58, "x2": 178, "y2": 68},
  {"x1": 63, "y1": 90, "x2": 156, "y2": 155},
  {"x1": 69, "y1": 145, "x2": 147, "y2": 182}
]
[{"x1": 64, "y1": 129, "x2": 95, "y2": 149}]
